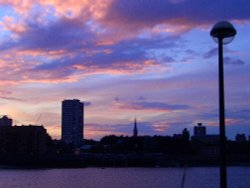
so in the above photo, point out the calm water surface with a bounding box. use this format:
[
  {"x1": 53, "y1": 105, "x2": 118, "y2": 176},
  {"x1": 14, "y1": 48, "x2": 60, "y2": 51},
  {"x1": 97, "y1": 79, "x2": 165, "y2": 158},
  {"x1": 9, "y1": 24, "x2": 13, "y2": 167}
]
[{"x1": 0, "y1": 167, "x2": 249, "y2": 188}]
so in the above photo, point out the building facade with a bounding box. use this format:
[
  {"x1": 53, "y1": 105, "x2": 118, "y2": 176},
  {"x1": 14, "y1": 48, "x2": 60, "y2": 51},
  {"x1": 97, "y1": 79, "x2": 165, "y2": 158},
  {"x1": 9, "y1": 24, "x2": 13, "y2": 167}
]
[
  {"x1": 194, "y1": 123, "x2": 206, "y2": 137},
  {"x1": 192, "y1": 123, "x2": 220, "y2": 144},
  {"x1": 0, "y1": 115, "x2": 12, "y2": 127},
  {"x1": 0, "y1": 125, "x2": 49, "y2": 155},
  {"x1": 61, "y1": 99, "x2": 84, "y2": 147}
]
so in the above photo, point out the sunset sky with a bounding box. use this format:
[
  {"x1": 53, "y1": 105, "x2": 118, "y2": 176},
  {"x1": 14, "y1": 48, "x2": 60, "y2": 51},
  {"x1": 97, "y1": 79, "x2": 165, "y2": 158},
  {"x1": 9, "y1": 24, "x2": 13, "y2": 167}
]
[{"x1": 0, "y1": 0, "x2": 250, "y2": 140}]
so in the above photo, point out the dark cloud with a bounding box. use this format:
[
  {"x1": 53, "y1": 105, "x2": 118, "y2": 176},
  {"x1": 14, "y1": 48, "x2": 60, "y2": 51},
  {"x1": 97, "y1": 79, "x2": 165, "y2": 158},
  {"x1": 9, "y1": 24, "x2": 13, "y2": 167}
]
[
  {"x1": 197, "y1": 109, "x2": 218, "y2": 121},
  {"x1": 114, "y1": 99, "x2": 191, "y2": 111},
  {"x1": 204, "y1": 49, "x2": 245, "y2": 66},
  {"x1": 32, "y1": 34, "x2": 176, "y2": 75},
  {"x1": 4, "y1": 17, "x2": 94, "y2": 52},
  {"x1": 114, "y1": 97, "x2": 120, "y2": 102},
  {"x1": 132, "y1": 101, "x2": 191, "y2": 110},
  {"x1": 0, "y1": 96, "x2": 24, "y2": 102},
  {"x1": 204, "y1": 48, "x2": 217, "y2": 59},
  {"x1": 137, "y1": 96, "x2": 146, "y2": 101},
  {"x1": 84, "y1": 101, "x2": 92, "y2": 106},
  {"x1": 226, "y1": 109, "x2": 250, "y2": 120},
  {"x1": 196, "y1": 108, "x2": 250, "y2": 127},
  {"x1": 0, "y1": 90, "x2": 24, "y2": 101},
  {"x1": 224, "y1": 57, "x2": 245, "y2": 65},
  {"x1": 104, "y1": 0, "x2": 250, "y2": 29}
]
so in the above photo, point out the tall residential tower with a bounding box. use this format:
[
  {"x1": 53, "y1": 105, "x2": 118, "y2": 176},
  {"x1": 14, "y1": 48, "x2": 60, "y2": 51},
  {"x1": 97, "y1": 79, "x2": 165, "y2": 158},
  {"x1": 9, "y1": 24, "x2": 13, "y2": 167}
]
[{"x1": 61, "y1": 99, "x2": 84, "y2": 147}]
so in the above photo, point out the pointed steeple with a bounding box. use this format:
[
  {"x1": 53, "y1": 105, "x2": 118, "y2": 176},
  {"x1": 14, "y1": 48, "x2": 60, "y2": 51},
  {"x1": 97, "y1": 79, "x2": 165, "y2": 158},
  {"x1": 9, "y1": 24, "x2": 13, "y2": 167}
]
[{"x1": 133, "y1": 118, "x2": 138, "y2": 137}]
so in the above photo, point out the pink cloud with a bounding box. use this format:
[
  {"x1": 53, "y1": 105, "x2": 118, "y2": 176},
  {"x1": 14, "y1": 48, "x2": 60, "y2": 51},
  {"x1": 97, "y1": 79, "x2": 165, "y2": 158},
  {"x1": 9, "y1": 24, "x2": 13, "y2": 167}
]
[
  {"x1": 0, "y1": 16, "x2": 27, "y2": 36},
  {"x1": 1, "y1": 0, "x2": 250, "y2": 40},
  {"x1": 152, "y1": 121, "x2": 170, "y2": 132}
]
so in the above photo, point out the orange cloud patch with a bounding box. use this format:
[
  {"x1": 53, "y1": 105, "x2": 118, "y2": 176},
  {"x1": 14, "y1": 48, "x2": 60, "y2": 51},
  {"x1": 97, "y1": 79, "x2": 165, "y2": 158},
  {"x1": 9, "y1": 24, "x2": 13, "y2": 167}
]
[
  {"x1": 46, "y1": 125, "x2": 61, "y2": 139},
  {"x1": 0, "y1": 0, "x2": 111, "y2": 20},
  {"x1": 225, "y1": 118, "x2": 243, "y2": 125},
  {"x1": 206, "y1": 118, "x2": 245, "y2": 127},
  {"x1": 152, "y1": 122, "x2": 170, "y2": 132}
]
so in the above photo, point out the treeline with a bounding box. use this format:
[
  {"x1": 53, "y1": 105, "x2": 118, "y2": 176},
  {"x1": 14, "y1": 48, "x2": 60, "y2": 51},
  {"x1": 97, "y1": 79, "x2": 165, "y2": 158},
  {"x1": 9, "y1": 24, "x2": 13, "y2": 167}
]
[{"x1": 88, "y1": 135, "x2": 191, "y2": 154}]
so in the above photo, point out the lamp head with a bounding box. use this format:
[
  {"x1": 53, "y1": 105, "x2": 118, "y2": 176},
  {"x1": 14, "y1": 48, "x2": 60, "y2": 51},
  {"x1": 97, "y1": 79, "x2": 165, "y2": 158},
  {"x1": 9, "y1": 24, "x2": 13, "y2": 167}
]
[{"x1": 210, "y1": 21, "x2": 237, "y2": 44}]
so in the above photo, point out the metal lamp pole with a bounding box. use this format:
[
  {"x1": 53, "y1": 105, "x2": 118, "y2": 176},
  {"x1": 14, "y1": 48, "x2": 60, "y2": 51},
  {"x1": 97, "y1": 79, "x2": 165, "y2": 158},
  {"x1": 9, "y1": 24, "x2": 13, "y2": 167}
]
[
  {"x1": 218, "y1": 36, "x2": 227, "y2": 188},
  {"x1": 210, "y1": 21, "x2": 236, "y2": 188}
]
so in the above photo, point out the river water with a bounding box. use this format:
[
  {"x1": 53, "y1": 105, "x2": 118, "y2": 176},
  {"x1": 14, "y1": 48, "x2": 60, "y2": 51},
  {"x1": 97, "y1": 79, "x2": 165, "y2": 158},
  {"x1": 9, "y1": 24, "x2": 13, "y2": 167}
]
[{"x1": 0, "y1": 167, "x2": 249, "y2": 188}]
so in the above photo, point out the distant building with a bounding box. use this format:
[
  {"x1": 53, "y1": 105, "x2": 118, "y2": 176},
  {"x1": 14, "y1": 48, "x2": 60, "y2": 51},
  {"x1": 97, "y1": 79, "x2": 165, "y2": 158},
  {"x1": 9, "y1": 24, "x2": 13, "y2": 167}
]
[
  {"x1": 182, "y1": 128, "x2": 190, "y2": 141},
  {"x1": 236, "y1": 134, "x2": 247, "y2": 142},
  {"x1": 0, "y1": 115, "x2": 12, "y2": 127},
  {"x1": 0, "y1": 125, "x2": 49, "y2": 155},
  {"x1": 201, "y1": 135, "x2": 220, "y2": 143},
  {"x1": 61, "y1": 99, "x2": 84, "y2": 147},
  {"x1": 133, "y1": 118, "x2": 138, "y2": 137},
  {"x1": 191, "y1": 123, "x2": 220, "y2": 156},
  {"x1": 200, "y1": 146, "x2": 220, "y2": 156},
  {"x1": 191, "y1": 123, "x2": 220, "y2": 143},
  {"x1": 194, "y1": 123, "x2": 206, "y2": 137},
  {"x1": 173, "y1": 134, "x2": 183, "y2": 139}
]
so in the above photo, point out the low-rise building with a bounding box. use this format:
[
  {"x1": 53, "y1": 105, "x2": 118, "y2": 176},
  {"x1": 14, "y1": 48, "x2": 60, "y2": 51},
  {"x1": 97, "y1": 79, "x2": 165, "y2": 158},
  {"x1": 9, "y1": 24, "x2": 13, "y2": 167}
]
[
  {"x1": 0, "y1": 125, "x2": 50, "y2": 155},
  {"x1": 0, "y1": 115, "x2": 12, "y2": 127}
]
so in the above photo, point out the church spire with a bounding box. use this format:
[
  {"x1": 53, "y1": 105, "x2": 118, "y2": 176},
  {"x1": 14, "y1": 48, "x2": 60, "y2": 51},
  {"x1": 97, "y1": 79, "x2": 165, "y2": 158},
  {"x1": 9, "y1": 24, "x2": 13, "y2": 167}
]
[{"x1": 133, "y1": 118, "x2": 138, "y2": 137}]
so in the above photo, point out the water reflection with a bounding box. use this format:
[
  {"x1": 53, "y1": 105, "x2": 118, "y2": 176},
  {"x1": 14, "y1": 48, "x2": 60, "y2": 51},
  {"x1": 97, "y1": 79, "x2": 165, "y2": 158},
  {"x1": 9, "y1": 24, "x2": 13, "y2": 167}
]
[{"x1": 0, "y1": 167, "x2": 249, "y2": 188}]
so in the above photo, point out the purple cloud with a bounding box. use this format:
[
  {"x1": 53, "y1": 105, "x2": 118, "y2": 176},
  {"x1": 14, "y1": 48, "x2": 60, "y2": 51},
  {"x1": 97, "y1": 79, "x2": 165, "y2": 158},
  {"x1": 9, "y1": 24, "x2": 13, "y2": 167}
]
[
  {"x1": 32, "y1": 34, "x2": 176, "y2": 75},
  {"x1": 224, "y1": 57, "x2": 245, "y2": 65},
  {"x1": 137, "y1": 96, "x2": 146, "y2": 101},
  {"x1": 113, "y1": 98, "x2": 191, "y2": 111},
  {"x1": 84, "y1": 101, "x2": 92, "y2": 106},
  {"x1": 1, "y1": 17, "x2": 95, "y2": 52},
  {"x1": 0, "y1": 96, "x2": 24, "y2": 102},
  {"x1": 204, "y1": 49, "x2": 245, "y2": 66},
  {"x1": 204, "y1": 48, "x2": 217, "y2": 59},
  {"x1": 103, "y1": 0, "x2": 250, "y2": 31},
  {"x1": 0, "y1": 90, "x2": 24, "y2": 101}
]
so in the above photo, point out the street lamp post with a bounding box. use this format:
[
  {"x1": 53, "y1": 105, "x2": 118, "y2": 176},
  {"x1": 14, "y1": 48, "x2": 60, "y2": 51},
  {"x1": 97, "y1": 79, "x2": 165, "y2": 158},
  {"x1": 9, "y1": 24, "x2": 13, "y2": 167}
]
[{"x1": 210, "y1": 21, "x2": 237, "y2": 188}]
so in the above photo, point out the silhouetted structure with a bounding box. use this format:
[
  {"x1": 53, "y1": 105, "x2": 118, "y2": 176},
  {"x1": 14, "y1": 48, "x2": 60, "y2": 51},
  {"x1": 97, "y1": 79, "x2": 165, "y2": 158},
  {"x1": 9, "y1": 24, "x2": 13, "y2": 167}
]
[
  {"x1": 192, "y1": 123, "x2": 206, "y2": 142},
  {"x1": 194, "y1": 123, "x2": 206, "y2": 137},
  {"x1": 191, "y1": 123, "x2": 220, "y2": 156},
  {"x1": 0, "y1": 115, "x2": 12, "y2": 127},
  {"x1": 133, "y1": 118, "x2": 138, "y2": 137},
  {"x1": 182, "y1": 128, "x2": 190, "y2": 141},
  {"x1": 236, "y1": 134, "x2": 247, "y2": 143},
  {"x1": 0, "y1": 125, "x2": 49, "y2": 155},
  {"x1": 211, "y1": 21, "x2": 237, "y2": 188},
  {"x1": 192, "y1": 123, "x2": 220, "y2": 143},
  {"x1": 61, "y1": 99, "x2": 84, "y2": 147}
]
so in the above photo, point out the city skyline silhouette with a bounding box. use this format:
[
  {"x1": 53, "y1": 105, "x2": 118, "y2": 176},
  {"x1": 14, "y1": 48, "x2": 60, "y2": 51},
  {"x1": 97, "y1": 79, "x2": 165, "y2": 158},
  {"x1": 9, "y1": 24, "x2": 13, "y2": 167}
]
[
  {"x1": 0, "y1": 2, "x2": 250, "y2": 188},
  {"x1": 0, "y1": 1, "x2": 249, "y2": 142}
]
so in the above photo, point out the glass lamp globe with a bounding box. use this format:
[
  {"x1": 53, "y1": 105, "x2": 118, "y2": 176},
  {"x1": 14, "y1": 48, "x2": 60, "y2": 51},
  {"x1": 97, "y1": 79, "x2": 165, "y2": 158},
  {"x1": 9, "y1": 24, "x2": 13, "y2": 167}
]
[{"x1": 210, "y1": 21, "x2": 237, "y2": 44}]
